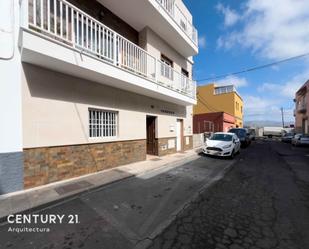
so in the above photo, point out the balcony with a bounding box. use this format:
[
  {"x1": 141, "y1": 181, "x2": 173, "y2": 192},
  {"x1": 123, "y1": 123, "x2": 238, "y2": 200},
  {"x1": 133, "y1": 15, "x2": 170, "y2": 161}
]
[
  {"x1": 214, "y1": 85, "x2": 237, "y2": 95},
  {"x1": 155, "y1": 0, "x2": 198, "y2": 45},
  {"x1": 97, "y1": 0, "x2": 198, "y2": 57},
  {"x1": 19, "y1": 0, "x2": 196, "y2": 105},
  {"x1": 297, "y1": 101, "x2": 307, "y2": 113}
]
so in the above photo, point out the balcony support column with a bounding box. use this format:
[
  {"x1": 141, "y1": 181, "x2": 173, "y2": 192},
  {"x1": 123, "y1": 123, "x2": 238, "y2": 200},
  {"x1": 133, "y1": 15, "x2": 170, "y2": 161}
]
[{"x1": 20, "y1": 0, "x2": 29, "y2": 29}]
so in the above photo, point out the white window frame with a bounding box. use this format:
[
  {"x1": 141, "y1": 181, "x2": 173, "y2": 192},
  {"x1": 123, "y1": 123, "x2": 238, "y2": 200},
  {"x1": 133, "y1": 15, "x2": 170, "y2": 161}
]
[{"x1": 89, "y1": 108, "x2": 118, "y2": 138}]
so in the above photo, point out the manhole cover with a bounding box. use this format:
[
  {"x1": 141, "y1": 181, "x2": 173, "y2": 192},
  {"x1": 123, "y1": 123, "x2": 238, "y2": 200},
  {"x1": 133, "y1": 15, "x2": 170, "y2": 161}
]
[{"x1": 55, "y1": 181, "x2": 94, "y2": 195}]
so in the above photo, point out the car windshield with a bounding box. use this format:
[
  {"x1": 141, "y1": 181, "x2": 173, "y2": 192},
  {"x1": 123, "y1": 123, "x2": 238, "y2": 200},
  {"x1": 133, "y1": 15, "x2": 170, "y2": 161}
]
[
  {"x1": 229, "y1": 129, "x2": 245, "y2": 137},
  {"x1": 210, "y1": 134, "x2": 233, "y2": 141}
]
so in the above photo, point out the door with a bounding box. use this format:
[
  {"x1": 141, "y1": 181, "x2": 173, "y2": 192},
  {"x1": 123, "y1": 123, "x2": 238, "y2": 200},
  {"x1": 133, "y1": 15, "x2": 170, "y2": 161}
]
[
  {"x1": 146, "y1": 116, "x2": 157, "y2": 155},
  {"x1": 176, "y1": 119, "x2": 183, "y2": 151}
]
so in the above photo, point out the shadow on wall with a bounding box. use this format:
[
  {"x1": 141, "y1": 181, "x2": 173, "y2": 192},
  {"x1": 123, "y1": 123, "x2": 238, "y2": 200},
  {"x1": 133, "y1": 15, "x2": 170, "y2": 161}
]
[{"x1": 22, "y1": 63, "x2": 187, "y2": 118}]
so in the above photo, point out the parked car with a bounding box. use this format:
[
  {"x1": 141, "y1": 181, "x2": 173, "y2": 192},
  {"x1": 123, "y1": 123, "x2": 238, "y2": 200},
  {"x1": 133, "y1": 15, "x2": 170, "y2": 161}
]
[
  {"x1": 248, "y1": 128, "x2": 256, "y2": 141},
  {"x1": 203, "y1": 132, "x2": 241, "y2": 158},
  {"x1": 228, "y1": 128, "x2": 251, "y2": 147},
  {"x1": 291, "y1": 134, "x2": 309, "y2": 147},
  {"x1": 281, "y1": 133, "x2": 294, "y2": 143}
]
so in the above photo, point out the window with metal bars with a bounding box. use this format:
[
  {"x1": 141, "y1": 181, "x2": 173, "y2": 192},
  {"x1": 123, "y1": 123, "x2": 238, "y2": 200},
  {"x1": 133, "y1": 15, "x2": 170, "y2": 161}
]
[{"x1": 89, "y1": 109, "x2": 118, "y2": 138}]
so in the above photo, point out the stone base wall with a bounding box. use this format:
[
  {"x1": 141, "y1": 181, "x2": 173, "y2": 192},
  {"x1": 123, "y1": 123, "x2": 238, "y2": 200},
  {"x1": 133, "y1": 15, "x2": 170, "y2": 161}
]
[
  {"x1": 157, "y1": 137, "x2": 177, "y2": 157},
  {"x1": 184, "y1": 136, "x2": 193, "y2": 151},
  {"x1": 24, "y1": 140, "x2": 146, "y2": 189}
]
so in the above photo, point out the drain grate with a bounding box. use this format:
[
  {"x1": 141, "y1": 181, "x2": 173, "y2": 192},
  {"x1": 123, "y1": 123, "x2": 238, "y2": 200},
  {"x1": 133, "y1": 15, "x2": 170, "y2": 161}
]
[
  {"x1": 150, "y1": 158, "x2": 162, "y2": 161},
  {"x1": 55, "y1": 181, "x2": 94, "y2": 195}
]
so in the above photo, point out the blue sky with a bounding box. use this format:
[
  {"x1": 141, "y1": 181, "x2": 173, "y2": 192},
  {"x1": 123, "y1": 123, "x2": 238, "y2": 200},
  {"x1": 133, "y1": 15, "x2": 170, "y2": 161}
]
[{"x1": 184, "y1": 0, "x2": 309, "y2": 123}]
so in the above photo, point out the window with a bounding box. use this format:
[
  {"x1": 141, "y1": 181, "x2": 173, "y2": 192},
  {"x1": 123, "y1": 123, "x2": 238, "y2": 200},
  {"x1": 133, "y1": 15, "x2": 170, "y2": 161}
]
[
  {"x1": 181, "y1": 68, "x2": 189, "y2": 91},
  {"x1": 160, "y1": 54, "x2": 174, "y2": 80},
  {"x1": 89, "y1": 109, "x2": 118, "y2": 138}
]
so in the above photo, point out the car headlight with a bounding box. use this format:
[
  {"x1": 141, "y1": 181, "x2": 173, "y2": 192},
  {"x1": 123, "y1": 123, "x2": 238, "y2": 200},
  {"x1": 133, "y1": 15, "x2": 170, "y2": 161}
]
[{"x1": 223, "y1": 144, "x2": 232, "y2": 149}]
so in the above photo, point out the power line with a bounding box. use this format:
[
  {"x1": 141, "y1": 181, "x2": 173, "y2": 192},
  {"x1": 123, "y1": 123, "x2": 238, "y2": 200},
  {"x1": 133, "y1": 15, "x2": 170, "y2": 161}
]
[
  {"x1": 197, "y1": 92, "x2": 221, "y2": 112},
  {"x1": 195, "y1": 52, "x2": 309, "y2": 82}
]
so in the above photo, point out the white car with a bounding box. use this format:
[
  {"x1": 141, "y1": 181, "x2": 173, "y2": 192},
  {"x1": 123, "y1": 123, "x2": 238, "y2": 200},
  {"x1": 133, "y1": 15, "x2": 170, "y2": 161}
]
[
  {"x1": 203, "y1": 132, "x2": 241, "y2": 158},
  {"x1": 292, "y1": 134, "x2": 309, "y2": 147}
]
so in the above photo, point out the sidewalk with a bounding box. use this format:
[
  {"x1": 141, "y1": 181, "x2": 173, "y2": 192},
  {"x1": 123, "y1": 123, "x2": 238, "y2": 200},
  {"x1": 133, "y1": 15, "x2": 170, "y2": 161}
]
[{"x1": 0, "y1": 148, "x2": 202, "y2": 220}]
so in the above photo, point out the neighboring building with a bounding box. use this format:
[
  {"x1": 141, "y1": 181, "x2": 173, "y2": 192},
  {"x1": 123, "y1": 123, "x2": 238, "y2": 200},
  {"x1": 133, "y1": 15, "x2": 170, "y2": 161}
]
[
  {"x1": 193, "y1": 112, "x2": 235, "y2": 133},
  {"x1": 0, "y1": 0, "x2": 198, "y2": 194},
  {"x1": 294, "y1": 80, "x2": 309, "y2": 134},
  {"x1": 193, "y1": 84, "x2": 243, "y2": 132}
]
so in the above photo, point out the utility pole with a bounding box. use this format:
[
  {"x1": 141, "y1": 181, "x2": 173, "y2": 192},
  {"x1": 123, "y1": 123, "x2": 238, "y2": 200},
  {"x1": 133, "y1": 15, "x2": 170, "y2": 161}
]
[{"x1": 281, "y1": 107, "x2": 285, "y2": 128}]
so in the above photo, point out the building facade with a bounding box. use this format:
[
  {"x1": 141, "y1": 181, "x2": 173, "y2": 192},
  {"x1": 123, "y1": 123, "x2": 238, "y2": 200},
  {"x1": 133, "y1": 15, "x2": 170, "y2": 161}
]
[
  {"x1": 294, "y1": 80, "x2": 309, "y2": 134},
  {"x1": 193, "y1": 84, "x2": 243, "y2": 131},
  {"x1": 0, "y1": 0, "x2": 198, "y2": 194},
  {"x1": 193, "y1": 112, "x2": 235, "y2": 134}
]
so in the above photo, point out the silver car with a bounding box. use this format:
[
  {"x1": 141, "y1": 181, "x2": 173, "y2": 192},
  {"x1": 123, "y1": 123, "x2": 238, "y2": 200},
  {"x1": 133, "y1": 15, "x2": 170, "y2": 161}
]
[{"x1": 291, "y1": 134, "x2": 309, "y2": 147}]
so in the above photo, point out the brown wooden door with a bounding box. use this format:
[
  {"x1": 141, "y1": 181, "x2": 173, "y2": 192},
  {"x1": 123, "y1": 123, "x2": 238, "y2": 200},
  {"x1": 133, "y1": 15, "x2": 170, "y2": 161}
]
[{"x1": 147, "y1": 116, "x2": 156, "y2": 155}]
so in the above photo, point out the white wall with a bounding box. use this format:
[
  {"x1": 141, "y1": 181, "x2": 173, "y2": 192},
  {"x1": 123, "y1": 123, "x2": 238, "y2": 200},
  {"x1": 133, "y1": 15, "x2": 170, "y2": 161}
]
[
  {"x1": 0, "y1": 0, "x2": 23, "y2": 153},
  {"x1": 139, "y1": 27, "x2": 193, "y2": 78},
  {"x1": 22, "y1": 64, "x2": 193, "y2": 148}
]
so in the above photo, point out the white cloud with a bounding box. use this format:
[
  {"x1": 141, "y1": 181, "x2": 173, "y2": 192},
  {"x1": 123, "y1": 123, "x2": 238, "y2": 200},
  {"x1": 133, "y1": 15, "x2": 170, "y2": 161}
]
[
  {"x1": 257, "y1": 83, "x2": 278, "y2": 93},
  {"x1": 216, "y1": 3, "x2": 240, "y2": 27},
  {"x1": 198, "y1": 35, "x2": 207, "y2": 49},
  {"x1": 217, "y1": 0, "x2": 309, "y2": 60},
  {"x1": 243, "y1": 95, "x2": 287, "y2": 121},
  {"x1": 216, "y1": 75, "x2": 248, "y2": 88},
  {"x1": 257, "y1": 67, "x2": 309, "y2": 98}
]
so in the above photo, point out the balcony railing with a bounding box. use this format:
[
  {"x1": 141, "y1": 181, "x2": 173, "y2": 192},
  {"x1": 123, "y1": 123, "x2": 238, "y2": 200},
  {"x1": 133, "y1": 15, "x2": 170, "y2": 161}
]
[
  {"x1": 214, "y1": 85, "x2": 236, "y2": 95},
  {"x1": 22, "y1": 0, "x2": 196, "y2": 99},
  {"x1": 156, "y1": 0, "x2": 198, "y2": 45},
  {"x1": 158, "y1": 60, "x2": 196, "y2": 96}
]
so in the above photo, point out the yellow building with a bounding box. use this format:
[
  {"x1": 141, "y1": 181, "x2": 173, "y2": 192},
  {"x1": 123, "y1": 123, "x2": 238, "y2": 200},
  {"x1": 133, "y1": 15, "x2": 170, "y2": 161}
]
[{"x1": 193, "y1": 84, "x2": 244, "y2": 128}]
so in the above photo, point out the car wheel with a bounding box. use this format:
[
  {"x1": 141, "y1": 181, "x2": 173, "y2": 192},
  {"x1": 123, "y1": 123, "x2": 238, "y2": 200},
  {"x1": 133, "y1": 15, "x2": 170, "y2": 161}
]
[{"x1": 230, "y1": 150, "x2": 235, "y2": 159}]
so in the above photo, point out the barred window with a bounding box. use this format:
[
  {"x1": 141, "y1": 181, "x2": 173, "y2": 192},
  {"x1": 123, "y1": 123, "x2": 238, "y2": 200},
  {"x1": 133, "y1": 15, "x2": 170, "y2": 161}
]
[{"x1": 89, "y1": 109, "x2": 118, "y2": 138}]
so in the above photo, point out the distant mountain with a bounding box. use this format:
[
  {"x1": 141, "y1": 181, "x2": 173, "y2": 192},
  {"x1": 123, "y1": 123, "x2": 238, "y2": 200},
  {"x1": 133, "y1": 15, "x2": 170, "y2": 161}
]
[{"x1": 244, "y1": 120, "x2": 295, "y2": 128}]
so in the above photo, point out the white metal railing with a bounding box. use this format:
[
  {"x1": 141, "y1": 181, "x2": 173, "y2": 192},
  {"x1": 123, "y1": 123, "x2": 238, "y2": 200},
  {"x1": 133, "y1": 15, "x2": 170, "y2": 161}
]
[
  {"x1": 27, "y1": 0, "x2": 156, "y2": 80},
  {"x1": 214, "y1": 85, "x2": 236, "y2": 95},
  {"x1": 156, "y1": 0, "x2": 198, "y2": 45},
  {"x1": 23, "y1": 0, "x2": 196, "y2": 99},
  {"x1": 157, "y1": 60, "x2": 195, "y2": 98}
]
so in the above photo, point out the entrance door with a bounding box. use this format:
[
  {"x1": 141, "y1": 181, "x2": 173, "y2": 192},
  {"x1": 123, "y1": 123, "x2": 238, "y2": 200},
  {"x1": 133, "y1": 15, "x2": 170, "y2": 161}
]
[
  {"x1": 176, "y1": 119, "x2": 183, "y2": 151},
  {"x1": 146, "y1": 116, "x2": 157, "y2": 155}
]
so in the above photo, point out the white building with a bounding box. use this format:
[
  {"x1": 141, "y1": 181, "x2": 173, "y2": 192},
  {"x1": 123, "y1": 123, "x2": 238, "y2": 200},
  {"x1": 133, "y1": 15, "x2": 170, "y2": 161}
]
[{"x1": 0, "y1": 0, "x2": 198, "y2": 193}]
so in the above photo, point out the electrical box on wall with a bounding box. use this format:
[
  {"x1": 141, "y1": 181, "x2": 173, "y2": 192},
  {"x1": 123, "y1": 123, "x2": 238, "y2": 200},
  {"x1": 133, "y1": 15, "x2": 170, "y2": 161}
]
[{"x1": 170, "y1": 125, "x2": 175, "y2": 132}]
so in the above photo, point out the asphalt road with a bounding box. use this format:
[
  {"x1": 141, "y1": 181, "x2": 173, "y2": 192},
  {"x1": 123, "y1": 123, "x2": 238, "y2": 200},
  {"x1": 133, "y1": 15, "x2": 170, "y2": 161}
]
[
  {"x1": 1, "y1": 140, "x2": 308, "y2": 249},
  {"x1": 146, "y1": 140, "x2": 309, "y2": 249},
  {"x1": 0, "y1": 151, "x2": 235, "y2": 249}
]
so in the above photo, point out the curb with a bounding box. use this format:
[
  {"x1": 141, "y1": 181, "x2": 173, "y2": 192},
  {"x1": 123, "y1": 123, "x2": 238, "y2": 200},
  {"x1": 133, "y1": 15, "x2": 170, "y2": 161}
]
[{"x1": 0, "y1": 153, "x2": 201, "y2": 225}]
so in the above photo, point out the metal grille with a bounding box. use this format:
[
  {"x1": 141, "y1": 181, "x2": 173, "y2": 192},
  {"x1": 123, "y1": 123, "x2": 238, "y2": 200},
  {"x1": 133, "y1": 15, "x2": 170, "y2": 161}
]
[
  {"x1": 89, "y1": 109, "x2": 118, "y2": 138},
  {"x1": 206, "y1": 147, "x2": 222, "y2": 152}
]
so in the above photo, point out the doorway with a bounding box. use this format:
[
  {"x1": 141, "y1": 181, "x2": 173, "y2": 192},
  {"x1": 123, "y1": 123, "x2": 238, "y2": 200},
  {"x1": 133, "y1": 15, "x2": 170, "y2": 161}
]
[
  {"x1": 176, "y1": 119, "x2": 183, "y2": 152},
  {"x1": 146, "y1": 116, "x2": 157, "y2": 155}
]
